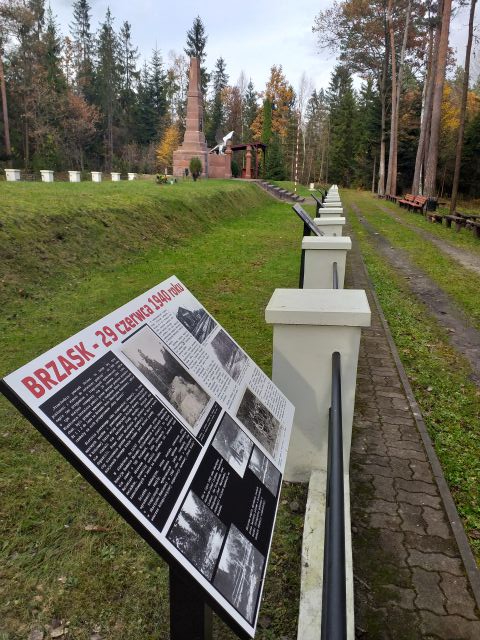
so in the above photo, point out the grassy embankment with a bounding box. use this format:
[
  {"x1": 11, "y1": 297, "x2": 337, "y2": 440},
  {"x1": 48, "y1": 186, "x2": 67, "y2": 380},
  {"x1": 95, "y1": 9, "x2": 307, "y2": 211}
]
[
  {"x1": 0, "y1": 180, "x2": 307, "y2": 640},
  {"x1": 341, "y1": 189, "x2": 480, "y2": 561}
]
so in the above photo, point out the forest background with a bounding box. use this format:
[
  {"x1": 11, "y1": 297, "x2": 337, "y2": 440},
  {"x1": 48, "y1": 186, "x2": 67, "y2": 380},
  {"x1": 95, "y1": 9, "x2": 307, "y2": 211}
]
[{"x1": 0, "y1": 0, "x2": 479, "y2": 199}]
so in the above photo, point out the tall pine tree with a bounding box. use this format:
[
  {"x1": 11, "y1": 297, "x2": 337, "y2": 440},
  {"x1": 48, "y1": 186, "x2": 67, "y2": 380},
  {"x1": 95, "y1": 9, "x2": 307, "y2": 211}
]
[
  {"x1": 184, "y1": 16, "x2": 209, "y2": 95},
  {"x1": 69, "y1": 0, "x2": 93, "y2": 96},
  {"x1": 206, "y1": 57, "x2": 228, "y2": 146},
  {"x1": 95, "y1": 8, "x2": 121, "y2": 170},
  {"x1": 326, "y1": 65, "x2": 358, "y2": 186}
]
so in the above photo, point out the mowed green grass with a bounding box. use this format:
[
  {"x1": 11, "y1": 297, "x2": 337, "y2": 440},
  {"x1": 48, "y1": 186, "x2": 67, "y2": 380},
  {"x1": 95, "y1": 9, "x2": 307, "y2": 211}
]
[
  {"x1": 342, "y1": 190, "x2": 480, "y2": 561},
  {"x1": 0, "y1": 180, "x2": 308, "y2": 640}
]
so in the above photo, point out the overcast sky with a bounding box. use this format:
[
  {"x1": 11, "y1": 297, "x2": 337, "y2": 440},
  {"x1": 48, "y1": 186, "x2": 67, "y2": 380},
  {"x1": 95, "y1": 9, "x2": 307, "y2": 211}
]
[{"x1": 50, "y1": 1, "x2": 473, "y2": 95}]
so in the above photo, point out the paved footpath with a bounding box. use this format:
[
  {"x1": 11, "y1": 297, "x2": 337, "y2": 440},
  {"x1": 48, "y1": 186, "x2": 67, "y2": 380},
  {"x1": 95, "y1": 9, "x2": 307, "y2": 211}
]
[{"x1": 346, "y1": 233, "x2": 480, "y2": 639}]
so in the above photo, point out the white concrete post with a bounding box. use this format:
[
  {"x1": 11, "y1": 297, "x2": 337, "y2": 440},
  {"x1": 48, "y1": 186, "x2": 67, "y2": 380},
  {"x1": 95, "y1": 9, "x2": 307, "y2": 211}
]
[
  {"x1": 91, "y1": 171, "x2": 102, "y2": 183},
  {"x1": 40, "y1": 170, "x2": 54, "y2": 182},
  {"x1": 302, "y1": 236, "x2": 351, "y2": 289},
  {"x1": 127, "y1": 172, "x2": 137, "y2": 180},
  {"x1": 5, "y1": 169, "x2": 21, "y2": 181},
  {"x1": 265, "y1": 288, "x2": 371, "y2": 482},
  {"x1": 314, "y1": 217, "x2": 346, "y2": 236},
  {"x1": 317, "y1": 207, "x2": 343, "y2": 216},
  {"x1": 68, "y1": 171, "x2": 81, "y2": 182},
  {"x1": 325, "y1": 197, "x2": 342, "y2": 205},
  {"x1": 111, "y1": 172, "x2": 121, "y2": 181}
]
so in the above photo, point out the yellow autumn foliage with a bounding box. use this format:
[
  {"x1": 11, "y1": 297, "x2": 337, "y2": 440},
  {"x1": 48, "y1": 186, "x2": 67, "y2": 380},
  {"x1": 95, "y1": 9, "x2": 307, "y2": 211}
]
[
  {"x1": 441, "y1": 82, "x2": 480, "y2": 138},
  {"x1": 156, "y1": 124, "x2": 181, "y2": 172},
  {"x1": 251, "y1": 65, "x2": 294, "y2": 142}
]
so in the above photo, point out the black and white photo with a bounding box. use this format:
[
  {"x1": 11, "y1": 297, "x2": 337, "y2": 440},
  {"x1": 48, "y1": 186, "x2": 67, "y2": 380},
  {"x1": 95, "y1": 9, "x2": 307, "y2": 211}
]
[
  {"x1": 176, "y1": 302, "x2": 217, "y2": 343},
  {"x1": 122, "y1": 326, "x2": 210, "y2": 432},
  {"x1": 236, "y1": 388, "x2": 280, "y2": 457},
  {"x1": 210, "y1": 329, "x2": 248, "y2": 381},
  {"x1": 213, "y1": 524, "x2": 264, "y2": 623},
  {"x1": 168, "y1": 491, "x2": 226, "y2": 580},
  {"x1": 248, "y1": 447, "x2": 281, "y2": 497},
  {"x1": 212, "y1": 413, "x2": 253, "y2": 477}
]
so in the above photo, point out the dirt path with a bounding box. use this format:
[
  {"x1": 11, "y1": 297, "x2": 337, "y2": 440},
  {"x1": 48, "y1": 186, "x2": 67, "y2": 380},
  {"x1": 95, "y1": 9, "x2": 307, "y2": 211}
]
[
  {"x1": 350, "y1": 203, "x2": 480, "y2": 385},
  {"x1": 376, "y1": 204, "x2": 480, "y2": 277}
]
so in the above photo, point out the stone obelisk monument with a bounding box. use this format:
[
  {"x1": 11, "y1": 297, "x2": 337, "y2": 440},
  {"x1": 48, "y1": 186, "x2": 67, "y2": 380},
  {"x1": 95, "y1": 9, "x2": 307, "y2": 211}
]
[{"x1": 173, "y1": 57, "x2": 208, "y2": 178}]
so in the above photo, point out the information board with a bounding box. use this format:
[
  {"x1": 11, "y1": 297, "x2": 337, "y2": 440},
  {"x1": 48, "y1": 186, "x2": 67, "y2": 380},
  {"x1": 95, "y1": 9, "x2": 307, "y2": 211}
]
[
  {"x1": 292, "y1": 203, "x2": 324, "y2": 236},
  {"x1": 1, "y1": 277, "x2": 294, "y2": 639}
]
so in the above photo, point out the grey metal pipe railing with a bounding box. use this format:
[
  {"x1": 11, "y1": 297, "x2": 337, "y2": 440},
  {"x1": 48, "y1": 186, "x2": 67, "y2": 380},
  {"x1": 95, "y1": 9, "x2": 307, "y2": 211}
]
[
  {"x1": 321, "y1": 351, "x2": 347, "y2": 640},
  {"x1": 333, "y1": 262, "x2": 338, "y2": 289},
  {"x1": 292, "y1": 204, "x2": 324, "y2": 289},
  {"x1": 312, "y1": 193, "x2": 324, "y2": 216}
]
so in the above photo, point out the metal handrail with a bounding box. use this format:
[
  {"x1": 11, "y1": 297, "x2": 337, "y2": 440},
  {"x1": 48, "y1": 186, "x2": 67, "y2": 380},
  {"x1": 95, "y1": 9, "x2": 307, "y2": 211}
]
[
  {"x1": 333, "y1": 262, "x2": 339, "y2": 289},
  {"x1": 321, "y1": 351, "x2": 347, "y2": 640},
  {"x1": 312, "y1": 193, "x2": 324, "y2": 216}
]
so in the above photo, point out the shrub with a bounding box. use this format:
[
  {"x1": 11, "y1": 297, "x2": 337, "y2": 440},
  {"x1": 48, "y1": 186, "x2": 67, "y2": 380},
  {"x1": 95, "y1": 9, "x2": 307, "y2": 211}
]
[
  {"x1": 231, "y1": 159, "x2": 240, "y2": 178},
  {"x1": 189, "y1": 157, "x2": 202, "y2": 181}
]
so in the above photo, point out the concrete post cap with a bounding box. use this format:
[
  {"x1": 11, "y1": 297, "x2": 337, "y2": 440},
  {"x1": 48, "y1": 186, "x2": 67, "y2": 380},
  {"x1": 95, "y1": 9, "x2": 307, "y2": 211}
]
[
  {"x1": 301, "y1": 236, "x2": 352, "y2": 250},
  {"x1": 314, "y1": 217, "x2": 346, "y2": 225},
  {"x1": 265, "y1": 289, "x2": 371, "y2": 326}
]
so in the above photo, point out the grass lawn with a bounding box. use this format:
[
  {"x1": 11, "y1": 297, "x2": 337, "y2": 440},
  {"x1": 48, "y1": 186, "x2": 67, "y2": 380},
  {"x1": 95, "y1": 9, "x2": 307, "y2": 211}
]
[
  {"x1": 0, "y1": 180, "x2": 308, "y2": 640},
  {"x1": 342, "y1": 189, "x2": 480, "y2": 561}
]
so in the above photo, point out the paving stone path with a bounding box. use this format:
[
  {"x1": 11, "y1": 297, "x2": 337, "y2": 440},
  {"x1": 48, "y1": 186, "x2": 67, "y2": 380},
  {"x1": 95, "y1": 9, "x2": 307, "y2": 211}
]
[{"x1": 346, "y1": 233, "x2": 480, "y2": 639}]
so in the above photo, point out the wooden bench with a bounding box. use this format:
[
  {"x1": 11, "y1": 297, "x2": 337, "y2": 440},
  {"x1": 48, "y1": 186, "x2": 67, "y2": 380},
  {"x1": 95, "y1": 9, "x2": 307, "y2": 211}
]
[
  {"x1": 409, "y1": 195, "x2": 428, "y2": 213},
  {"x1": 398, "y1": 193, "x2": 415, "y2": 208}
]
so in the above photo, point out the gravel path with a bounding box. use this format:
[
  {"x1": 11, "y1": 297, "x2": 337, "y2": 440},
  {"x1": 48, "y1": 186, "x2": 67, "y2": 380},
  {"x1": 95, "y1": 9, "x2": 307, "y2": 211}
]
[
  {"x1": 350, "y1": 204, "x2": 480, "y2": 386},
  {"x1": 377, "y1": 205, "x2": 480, "y2": 277}
]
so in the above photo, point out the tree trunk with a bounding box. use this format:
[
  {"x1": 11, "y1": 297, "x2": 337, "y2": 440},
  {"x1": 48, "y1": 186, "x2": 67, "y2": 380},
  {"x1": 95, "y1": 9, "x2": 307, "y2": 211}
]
[
  {"x1": 0, "y1": 53, "x2": 12, "y2": 164},
  {"x1": 412, "y1": 17, "x2": 437, "y2": 194},
  {"x1": 450, "y1": 0, "x2": 477, "y2": 213},
  {"x1": 377, "y1": 30, "x2": 389, "y2": 196},
  {"x1": 385, "y1": 0, "x2": 397, "y2": 196},
  {"x1": 390, "y1": 0, "x2": 412, "y2": 196},
  {"x1": 423, "y1": 0, "x2": 452, "y2": 197},
  {"x1": 377, "y1": 83, "x2": 387, "y2": 196},
  {"x1": 372, "y1": 154, "x2": 377, "y2": 193}
]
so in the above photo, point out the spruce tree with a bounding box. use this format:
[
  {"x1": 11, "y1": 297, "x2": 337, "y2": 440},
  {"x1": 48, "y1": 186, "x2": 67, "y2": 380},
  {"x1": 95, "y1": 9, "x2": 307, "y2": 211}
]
[
  {"x1": 265, "y1": 133, "x2": 286, "y2": 179},
  {"x1": 43, "y1": 6, "x2": 65, "y2": 93},
  {"x1": 206, "y1": 57, "x2": 228, "y2": 146},
  {"x1": 326, "y1": 65, "x2": 358, "y2": 186},
  {"x1": 243, "y1": 80, "x2": 258, "y2": 141},
  {"x1": 149, "y1": 47, "x2": 167, "y2": 134},
  {"x1": 184, "y1": 15, "x2": 209, "y2": 95},
  {"x1": 95, "y1": 8, "x2": 121, "y2": 170},
  {"x1": 70, "y1": 0, "x2": 93, "y2": 95},
  {"x1": 118, "y1": 21, "x2": 139, "y2": 140}
]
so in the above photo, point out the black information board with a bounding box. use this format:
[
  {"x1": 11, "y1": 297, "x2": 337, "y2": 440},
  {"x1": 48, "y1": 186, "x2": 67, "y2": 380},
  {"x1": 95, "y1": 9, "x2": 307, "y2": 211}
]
[
  {"x1": 292, "y1": 203, "x2": 324, "y2": 236},
  {"x1": 1, "y1": 277, "x2": 294, "y2": 639}
]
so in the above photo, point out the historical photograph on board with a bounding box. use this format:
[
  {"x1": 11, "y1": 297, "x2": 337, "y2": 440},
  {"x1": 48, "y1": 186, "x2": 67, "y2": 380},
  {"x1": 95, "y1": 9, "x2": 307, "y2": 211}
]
[
  {"x1": 210, "y1": 329, "x2": 248, "y2": 381},
  {"x1": 248, "y1": 447, "x2": 281, "y2": 497},
  {"x1": 168, "y1": 491, "x2": 227, "y2": 580},
  {"x1": 213, "y1": 524, "x2": 265, "y2": 623},
  {"x1": 122, "y1": 326, "x2": 211, "y2": 433},
  {"x1": 212, "y1": 413, "x2": 253, "y2": 477},
  {"x1": 175, "y1": 301, "x2": 217, "y2": 344},
  {"x1": 236, "y1": 388, "x2": 280, "y2": 457}
]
